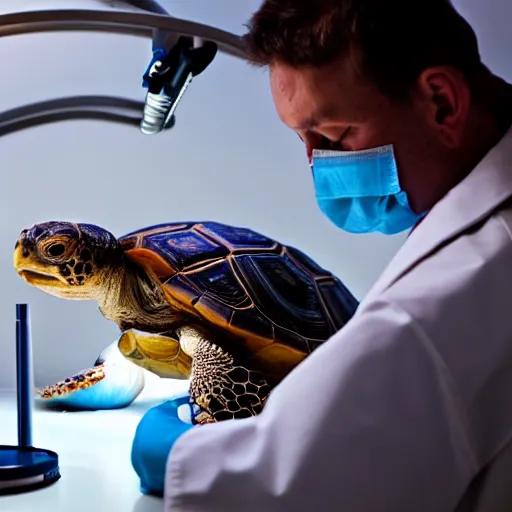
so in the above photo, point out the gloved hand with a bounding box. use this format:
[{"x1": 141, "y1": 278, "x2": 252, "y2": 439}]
[{"x1": 131, "y1": 394, "x2": 195, "y2": 496}]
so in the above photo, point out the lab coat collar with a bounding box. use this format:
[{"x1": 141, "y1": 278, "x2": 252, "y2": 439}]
[{"x1": 363, "y1": 125, "x2": 512, "y2": 304}]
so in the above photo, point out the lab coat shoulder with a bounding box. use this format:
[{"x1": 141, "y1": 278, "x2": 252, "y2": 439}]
[{"x1": 377, "y1": 204, "x2": 512, "y2": 470}]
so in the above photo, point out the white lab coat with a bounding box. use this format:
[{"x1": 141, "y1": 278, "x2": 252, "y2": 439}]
[{"x1": 164, "y1": 126, "x2": 512, "y2": 512}]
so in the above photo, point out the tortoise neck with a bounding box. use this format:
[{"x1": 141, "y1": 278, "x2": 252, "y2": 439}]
[{"x1": 99, "y1": 257, "x2": 177, "y2": 332}]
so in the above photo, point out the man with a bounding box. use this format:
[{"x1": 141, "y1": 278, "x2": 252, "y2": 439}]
[{"x1": 132, "y1": 0, "x2": 512, "y2": 509}]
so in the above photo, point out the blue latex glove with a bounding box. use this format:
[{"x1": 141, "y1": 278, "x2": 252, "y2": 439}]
[{"x1": 131, "y1": 394, "x2": 194, "y2": 496}]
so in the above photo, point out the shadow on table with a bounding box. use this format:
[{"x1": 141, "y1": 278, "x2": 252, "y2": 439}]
[
  {"x1": 32, "y1": 395, "x2": 169, "y2": 415},
  {"x1": 133, "y1": 493, "x2": 164, "y2": 512}
]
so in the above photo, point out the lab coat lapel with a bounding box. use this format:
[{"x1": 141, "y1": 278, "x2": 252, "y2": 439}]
[{"x1": 362, "y1": 126, "x2": 512, "y2": 305}]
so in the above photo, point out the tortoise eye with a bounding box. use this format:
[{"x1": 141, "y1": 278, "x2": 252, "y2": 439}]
[{"x1": 47, "y1": 243, "x2": 66, "y2": 258}]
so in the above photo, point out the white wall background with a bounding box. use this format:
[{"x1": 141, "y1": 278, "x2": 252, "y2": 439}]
[{"x1": 0, "y1": 0, "x2": 509, "y2": 390}]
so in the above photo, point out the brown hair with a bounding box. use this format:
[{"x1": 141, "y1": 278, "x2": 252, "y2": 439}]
[{"x1": 242, "y1": 0, "x2": 488, "y2": 99}]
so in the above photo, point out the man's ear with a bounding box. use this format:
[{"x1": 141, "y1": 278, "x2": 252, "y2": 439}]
[{"x1": 414, "y1": 66, "x2": 471, "y2": 148}]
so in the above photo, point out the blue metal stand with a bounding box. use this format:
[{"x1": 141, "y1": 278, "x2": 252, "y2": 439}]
[{"x1": 0, "y1": 304, "x2": 60, "y2": 495}]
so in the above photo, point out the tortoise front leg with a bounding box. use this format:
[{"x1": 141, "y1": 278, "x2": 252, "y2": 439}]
[
  {"x1": 177, "y1": 326, "x2": 272, "y2": 425},
  {"x1": 37, "y1": 339, "x2": 145, "y2": 410}
]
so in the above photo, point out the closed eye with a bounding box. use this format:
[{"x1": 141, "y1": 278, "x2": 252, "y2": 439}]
[
  {"x1": 324, "y1": 127, "x2": 352, "y2": 150},
  {"x1": 297, "y1": 127, "x2": 353, "y2": 162}
]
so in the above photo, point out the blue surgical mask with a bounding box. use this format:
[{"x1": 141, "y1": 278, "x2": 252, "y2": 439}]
[{"x1": 311, "y1": 144, "x2": 425, "y2": 235}]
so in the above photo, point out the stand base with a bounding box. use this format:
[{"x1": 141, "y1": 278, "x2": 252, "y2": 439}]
[{"x1": 0, "y1": 445, "x2": 60, "y2": 496}]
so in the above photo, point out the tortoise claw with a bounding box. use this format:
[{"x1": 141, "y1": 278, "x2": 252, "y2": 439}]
[{"x1": 37, "y1": 339, "x2": 145, "y2": 410}]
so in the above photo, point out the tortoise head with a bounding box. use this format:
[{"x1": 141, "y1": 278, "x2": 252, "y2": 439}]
[{"x1": 13, "y1": 221, "x2": 123, "y2": 300}]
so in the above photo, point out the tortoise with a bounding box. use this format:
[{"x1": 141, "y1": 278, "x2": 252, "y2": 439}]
[{"x1": 13, "y1": 220, "x2": 359, "y2": 424}]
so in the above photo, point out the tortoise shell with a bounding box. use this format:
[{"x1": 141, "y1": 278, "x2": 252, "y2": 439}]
[{"x1": 119, "y1": 221, "x2": 359, "y2": 380}]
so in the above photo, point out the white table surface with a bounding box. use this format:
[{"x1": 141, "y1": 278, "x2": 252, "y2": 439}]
[{"x1": 0, "y1": 375, "x2": 189, "y2": 512}]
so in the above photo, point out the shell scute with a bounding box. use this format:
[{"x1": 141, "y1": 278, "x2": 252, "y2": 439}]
[
  {"x1": 198, "y1": 221, "x2": 277, "y2": 250},
  {"x1": 144, "y1": 229, "x2": 229, "y2": 272},
  {"x1": 231, "y1": 251, "x2": 329, "y2": 341}
]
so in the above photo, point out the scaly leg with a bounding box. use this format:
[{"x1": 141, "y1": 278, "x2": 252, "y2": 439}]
[{"x1": 177, "y1": 326, "x2": 272, "y2": 425}]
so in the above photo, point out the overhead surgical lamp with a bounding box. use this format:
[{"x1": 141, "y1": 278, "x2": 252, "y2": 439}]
[{"x1": 0, "y1": 0, "x2": 246, "y2": 138}]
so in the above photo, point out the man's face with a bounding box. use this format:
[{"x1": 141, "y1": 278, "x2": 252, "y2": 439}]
[{"x1": 269, "y1": 58, "x2": 457, "y2": 213}]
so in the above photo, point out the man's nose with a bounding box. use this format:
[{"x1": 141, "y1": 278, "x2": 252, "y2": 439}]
[{"x1": 301, "y1": 132, "x2": 326, "y2": 164}]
